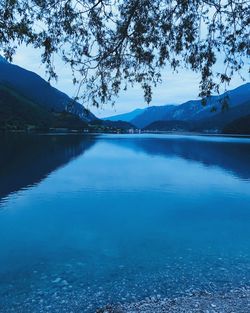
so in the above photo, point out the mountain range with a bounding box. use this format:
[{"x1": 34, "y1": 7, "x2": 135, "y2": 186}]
[
  {"x1": 0, "y1": 56, "x2": 138, "y2": 132},
  {"x1": 0, "y1": 55, "x2": 249, "y2": 134},
  {"x1": 104, "y1": 83, "x2": 250, "y2": 133},
  {"x1": 0, "y1": 56, "x2": 97, "y2": 127}
]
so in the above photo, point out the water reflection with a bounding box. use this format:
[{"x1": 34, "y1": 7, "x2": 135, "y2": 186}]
[
  {"x1": 0, "y1": 134, "x2": 96, "y2": 202},
  {"x1": 105, "y1": 135, "x2": 250, "y2": 180},
  {"x1": 0, "y1": 134, "x2": 250, "y2": 312},
  {"x1": 1, "y1": 134, "x2": 250, "y2": 203}
]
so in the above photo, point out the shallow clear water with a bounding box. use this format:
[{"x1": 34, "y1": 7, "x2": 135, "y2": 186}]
[{"x1": 0, "y1": 133, "x2": 250, "y2": 312}]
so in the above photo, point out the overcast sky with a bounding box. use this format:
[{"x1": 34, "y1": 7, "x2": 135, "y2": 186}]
[{"x1": 12, "y1": 45, "x2": 248, "y2": 118}]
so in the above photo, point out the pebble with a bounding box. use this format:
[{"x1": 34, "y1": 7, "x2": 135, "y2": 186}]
[
  {"x1": 52, "y1": 278, "x2": 62, "y2": 284},
  {"x1": 61, "y1": 280, "x2": 69, "y2": 286}
]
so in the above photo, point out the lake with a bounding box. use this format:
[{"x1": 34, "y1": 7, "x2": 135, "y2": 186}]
[{"x1": 0, "y1": 133, "x2": 250, "y2": 312}]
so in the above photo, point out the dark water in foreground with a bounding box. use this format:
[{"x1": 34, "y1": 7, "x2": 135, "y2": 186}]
[{"x1": 0, "y1": 133, "x2": 250, "y2": 312}]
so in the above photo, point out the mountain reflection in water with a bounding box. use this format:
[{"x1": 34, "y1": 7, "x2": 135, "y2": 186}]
[
  {"x1": 103, "y1": 135, "x2": 250, "y2": 180},
  {"x1": 0, "y1": 134, "x2": 96, "y2": 202},
  {"x1": 0, "y1": 133, "x2": 250, "y2": 313},
  {"x1": 1, "y1": 134, "x2": 250, "y2": 204}
]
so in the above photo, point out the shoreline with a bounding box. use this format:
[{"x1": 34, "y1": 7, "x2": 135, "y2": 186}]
[
  {"x1": 141, "y1": 130, "x2": 250, "y2": 139},
  {"x1": 99, "y1": 287, "x2": 250, "y2": 313},
  {"x1": 1, "y1": 129, "x2": 250, "y2": 139}
]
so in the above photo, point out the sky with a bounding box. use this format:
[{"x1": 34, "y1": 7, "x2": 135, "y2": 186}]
[{"x1": 12, "y1": 45, "x2": 248, "y2": 118}]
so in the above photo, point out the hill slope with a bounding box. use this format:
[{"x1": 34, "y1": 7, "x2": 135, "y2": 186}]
[
  {"x1": 103, "y1": 109, "x2": 144, "y2": 122},
  {"x1": 0, "y1": 83, "x2": 89, "y2": 131},
  {"x1": 90, "y1": 119, "x2": 135, "y2": 132},
  {"x1": 144, "y1": 120, "x2": 191, "y2": 132},
  {"x1": 104, "y1": 83, "x2": 250, "y2": 129},
  {"x1": 192, "y1": 100, "x2": 250, "y2": 132},
  {"x1": 131, "y1": 105, "x2": 176, "y2": 128},
  {"x1": 145, "y1": 99, "x2": 250, "y2": 133},
  {"x1": 223, "y1": 115, "x2": 250, "y2": 135},
  {"x1": 0, "y1": 56, "x2": 97, "y2": 122}
]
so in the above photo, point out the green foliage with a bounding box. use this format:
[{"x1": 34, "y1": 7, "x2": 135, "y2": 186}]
[{"x1": 0, "y1": 0, "x2": 249, "y2": 107}]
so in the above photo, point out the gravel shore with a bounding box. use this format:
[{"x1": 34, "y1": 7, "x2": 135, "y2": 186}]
[{"x1": 97, "y1": 287, "x2": 250, "y2": 313}]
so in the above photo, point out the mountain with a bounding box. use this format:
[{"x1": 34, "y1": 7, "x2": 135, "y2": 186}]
[
  {"x1": 1, "y1": 55, "x2": 249, "y2": 133},
  {"x1": 144, "y1": 120, "x2": 191, "y2": 132},
  {"x1": 0, "y1": 83, "x2": 89, "y2": 131},
  {"x1": 145, "y1": 99, "x2": 250, "y2": 133},
  {"x1": 102, "y1": 120, "x2": 135, "y2": 130},
  {"x1": 222, "y1": 115, "x2": 250, "y2": 135},
  {"x1": 0, "y1": 83, "x2": 52, "y2": 130},
  {"x1": 103, "y1": 109, "x2": 144, "y2": 122},
  {"x1": 90, "y1": 119, "x2": 135, "y2": 132},
  {"x1": 131, "y1": 105, "x2": 176, "y2": 128},
  {"x1": 192, "y1": 99, "x2": 250, "y2": 133},
  {"x1": 0, "y1": 56, "x2": 97, "y2": 123},
  {"x1": 103, "y1": 83, "x2": 250, "y2": 130}
]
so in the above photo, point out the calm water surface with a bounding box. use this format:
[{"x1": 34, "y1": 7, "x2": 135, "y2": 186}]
[{"x1": 0, "y1": 133, "x2": 250, "y2": 312}]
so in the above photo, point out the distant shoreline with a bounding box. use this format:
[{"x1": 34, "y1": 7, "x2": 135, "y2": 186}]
[
  {"x1": 1, "y1": 129, "x2": 250, "y2": 139},
  {"x1": 142, "y1": 130, "x2": 250, "y2": 138}
]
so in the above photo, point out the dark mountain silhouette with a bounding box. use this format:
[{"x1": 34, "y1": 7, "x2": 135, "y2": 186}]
[
  {"x1": 0, "y1": 56, "x2": 97, "y2": 122},
  {"x1": 223, "y1": 115, "x2": 250, "y2": 135},
  {"x1": 144, "y1": 120, "x2": 191, "y2": 131},
  {"x1": 0, "y1": 134, "x2": 96, "y2": 201},
  {"x1": 92, "y1": 119, "x2": 135, "y2": 129},
  {"x1": 0, "y1": 83, "x2": 89, "y2": 131},
  {"x1": 191, "y1": 100, "x2": 250, "y2": 133},
  {"x1": 0, "y1": 83, "x2": 52, "y2": 129}
]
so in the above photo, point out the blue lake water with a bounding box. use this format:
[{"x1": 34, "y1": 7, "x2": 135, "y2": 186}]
[{"x1": 0, "y1": 133, "x2": 250, "y2": 312}]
